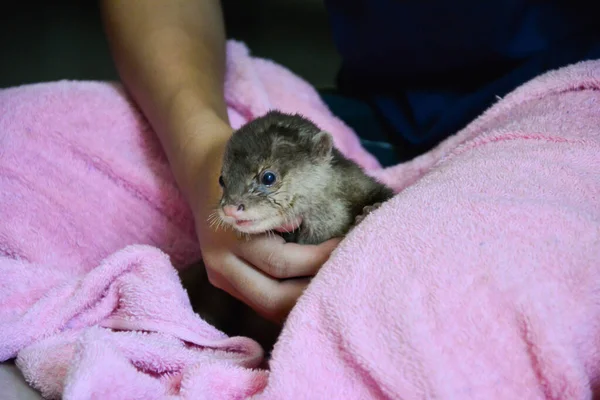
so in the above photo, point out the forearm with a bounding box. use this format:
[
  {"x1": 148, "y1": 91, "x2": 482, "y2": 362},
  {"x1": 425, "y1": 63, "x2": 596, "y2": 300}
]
[{"x1": 100, "y1": 0, "x2": 231, "y2": 206}]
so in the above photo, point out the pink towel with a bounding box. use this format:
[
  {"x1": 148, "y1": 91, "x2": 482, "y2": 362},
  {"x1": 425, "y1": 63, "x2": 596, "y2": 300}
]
[
  {"x1": 5, "y1": 246, "x2": 267, "y2": 399},
  {"x1": 0, "y1": 39, "x2": 374, "y2": 399},
  {"x1": 262, "y1": 61, "x2": 600, "y2": 399},
  {"x1": 1, "y1": 38, "x2": 599, "y2": 398}
]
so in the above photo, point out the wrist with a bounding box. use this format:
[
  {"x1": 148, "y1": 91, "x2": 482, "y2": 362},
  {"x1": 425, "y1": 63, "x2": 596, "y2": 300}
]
[
  {"x1": 150, "y1": 85, "x2": 232, "y2": 215},
  {"x1": 182, "y1": 131, "x2": 230, "y2": 215},
  {"x1": 170, "y1": 113, "x2": 232, "y2": 215}
]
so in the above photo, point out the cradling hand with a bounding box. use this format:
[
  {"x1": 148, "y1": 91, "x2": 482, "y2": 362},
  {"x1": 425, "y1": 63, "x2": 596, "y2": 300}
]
[{"x1": 192, "y1": 139, "x2": 341, "y2": 323}]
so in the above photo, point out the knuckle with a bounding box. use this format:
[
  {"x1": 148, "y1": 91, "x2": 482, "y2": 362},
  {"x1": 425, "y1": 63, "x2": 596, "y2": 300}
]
[
  {"x1": 265, "y1": 251, "x2": 290, "y2": 278},
  {"x1": 206, "y1": 271, "x2": 222, "y2": 289},
  {"x1": 203, "y1": 256, "x2": 225, "y2": 289},
  {"x1": 257, "y1": 292, "x2": 286, "y2": 322}
]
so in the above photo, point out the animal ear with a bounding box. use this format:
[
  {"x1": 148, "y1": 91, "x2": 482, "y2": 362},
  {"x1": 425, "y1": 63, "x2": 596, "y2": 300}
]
[{"x1": 311, "y1": 131, "x2": 333, "y2": 158}]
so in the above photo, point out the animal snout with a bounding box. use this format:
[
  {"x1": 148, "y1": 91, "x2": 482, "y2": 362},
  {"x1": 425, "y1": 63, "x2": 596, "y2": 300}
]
[{"x1": 222, "y1": 204, "x2": 246, "y2": 218}]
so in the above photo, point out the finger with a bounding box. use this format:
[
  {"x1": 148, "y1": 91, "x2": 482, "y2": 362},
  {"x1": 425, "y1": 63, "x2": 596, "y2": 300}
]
[
  {"x1": 217, "y1": 253, "x2": 310, "y2": 322},
  {"x1": 236, "y1": 235, "x2": 342, "y2": 279}
]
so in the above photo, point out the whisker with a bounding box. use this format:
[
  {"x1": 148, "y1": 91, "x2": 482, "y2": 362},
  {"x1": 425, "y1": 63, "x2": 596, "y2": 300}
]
[{"x1": 217, "y1": 219, "x2": 227, "y2": 231}]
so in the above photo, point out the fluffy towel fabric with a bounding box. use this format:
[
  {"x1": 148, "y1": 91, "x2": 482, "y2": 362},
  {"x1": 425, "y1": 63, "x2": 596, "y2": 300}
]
[
  {"x1": 0, "y1": 40, "x2": 369, "y2": 399},
  {"x1": 5, "y1": 246, "x2": 266, "y2": 399},
  {"x1": 262, "y1": 61, "x2": 600, "y2": 399},
  {"x1": 0, "y1": 38, "x2": 599, "y2": 398}
]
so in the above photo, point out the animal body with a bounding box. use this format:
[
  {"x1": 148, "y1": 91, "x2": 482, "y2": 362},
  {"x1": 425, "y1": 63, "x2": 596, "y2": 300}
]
[{"x1": 215, "y1": 110, "x2": 394, "y2": 244}]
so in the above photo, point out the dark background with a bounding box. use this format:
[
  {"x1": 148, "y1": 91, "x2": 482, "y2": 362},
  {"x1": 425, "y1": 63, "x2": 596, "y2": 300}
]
[{"x1": 0, "y1": 1, "x2": 341, "y2": 89}]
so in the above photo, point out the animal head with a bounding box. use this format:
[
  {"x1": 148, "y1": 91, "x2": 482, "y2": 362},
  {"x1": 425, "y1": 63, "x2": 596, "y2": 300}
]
[{"x1": 215, "y1": 110, "x2": 334, "y2": 234}]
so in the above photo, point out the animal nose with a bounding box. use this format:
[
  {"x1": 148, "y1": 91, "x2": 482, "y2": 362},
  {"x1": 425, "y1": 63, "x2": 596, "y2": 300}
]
[{"x1": 222, "y1": 204, "x2": 245, "y2": 218}]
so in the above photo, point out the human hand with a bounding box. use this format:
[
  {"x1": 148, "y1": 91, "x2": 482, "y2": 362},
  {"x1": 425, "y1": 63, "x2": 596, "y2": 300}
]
[{"x1": 192, "y1": 139, "x2": 342, "y2": 324}]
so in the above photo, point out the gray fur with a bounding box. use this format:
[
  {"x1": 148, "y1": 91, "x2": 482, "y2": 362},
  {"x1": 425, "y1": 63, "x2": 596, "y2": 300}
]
[{"x1": 217, "y1": 110, "x2": 395, "y2": 245}]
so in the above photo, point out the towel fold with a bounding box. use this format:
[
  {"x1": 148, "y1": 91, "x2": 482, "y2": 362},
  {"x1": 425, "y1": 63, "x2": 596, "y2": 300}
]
[{"x1": 8, "y1": 245, "x2": 267, "y2": 399}]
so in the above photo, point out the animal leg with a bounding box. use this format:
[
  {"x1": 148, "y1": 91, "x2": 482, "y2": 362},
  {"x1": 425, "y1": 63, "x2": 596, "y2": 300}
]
[{"x1": 353, "y1": 202, "x2": 383, "y2": 227}]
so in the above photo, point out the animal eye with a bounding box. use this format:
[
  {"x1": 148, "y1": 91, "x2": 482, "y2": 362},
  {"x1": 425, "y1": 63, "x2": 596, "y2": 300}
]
[
  {"x1": 260, "y1": 171, "x2": 277, "y2": 186},
  {"x1": 218, "y1": 175, "x2": 224, "y2": 187}
]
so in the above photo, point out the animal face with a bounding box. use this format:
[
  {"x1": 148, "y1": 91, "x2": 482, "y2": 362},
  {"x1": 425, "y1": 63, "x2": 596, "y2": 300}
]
[
  {"x1": 213, "y1": 111, "x2": 333, "y2": 234},
  {"x1": 216, "y1": 161, "x2": 299, "y2": 234}
]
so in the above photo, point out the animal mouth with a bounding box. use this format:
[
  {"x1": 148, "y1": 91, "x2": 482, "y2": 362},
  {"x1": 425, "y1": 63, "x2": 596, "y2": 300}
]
[
  {"x1": 232, "y1": 216, "x2": 302, "y2": 233},
  {"x1": 235, "y1": 219, "x2": 255, "y2": 227},
  {"x1": 217, "y1": 211, "x2": 302, "y2": 234}
]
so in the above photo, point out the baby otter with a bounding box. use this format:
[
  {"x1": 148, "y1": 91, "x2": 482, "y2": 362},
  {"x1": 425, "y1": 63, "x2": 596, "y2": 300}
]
[{"x1": 215, "y1": 110, "x2": 394, "y2": 245}]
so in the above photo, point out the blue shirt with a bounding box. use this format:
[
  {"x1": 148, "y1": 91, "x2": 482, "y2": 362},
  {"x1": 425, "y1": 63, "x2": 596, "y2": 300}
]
[{"x1": 323, "y1": 0, "x2": 600, "y2": 157}]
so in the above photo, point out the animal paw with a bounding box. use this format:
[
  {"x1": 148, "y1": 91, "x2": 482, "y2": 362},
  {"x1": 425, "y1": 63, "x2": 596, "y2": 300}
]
[{"x1": 353, "y1": 202, "x2": 383, "y2": 226}]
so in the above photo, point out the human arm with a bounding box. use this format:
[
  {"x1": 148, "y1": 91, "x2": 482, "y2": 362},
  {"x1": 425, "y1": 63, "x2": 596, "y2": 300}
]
[
  {"x1": 100, "y1": 0, "x2": 340, "y2": 322},
  {"x1": 100, "y1": 0, "x2": 230, "y2": 202}
]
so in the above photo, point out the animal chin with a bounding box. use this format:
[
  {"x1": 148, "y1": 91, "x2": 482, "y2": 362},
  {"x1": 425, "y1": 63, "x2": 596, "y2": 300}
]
[
  {"x1": 272, "y1": 215, "x2": 303, "y2": 233},
  {"x1": 232, "y1": 217, "x2": 283, "y2": 234},
  {"x1": 224, "y1": 215, "x2": 300, "y2": 235},
  {"x1": 234, "y1": 219, "x2": 256, "y2": 228},
  {"x1": 217, "y1": 208, "x2": 302, "y2": 234},
  {"x1": 246, "y1": 216, "x2": 303, "y2": 234},
  {"x1": 218, "y1": 216, "x2": 260, "y2": 232}
]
